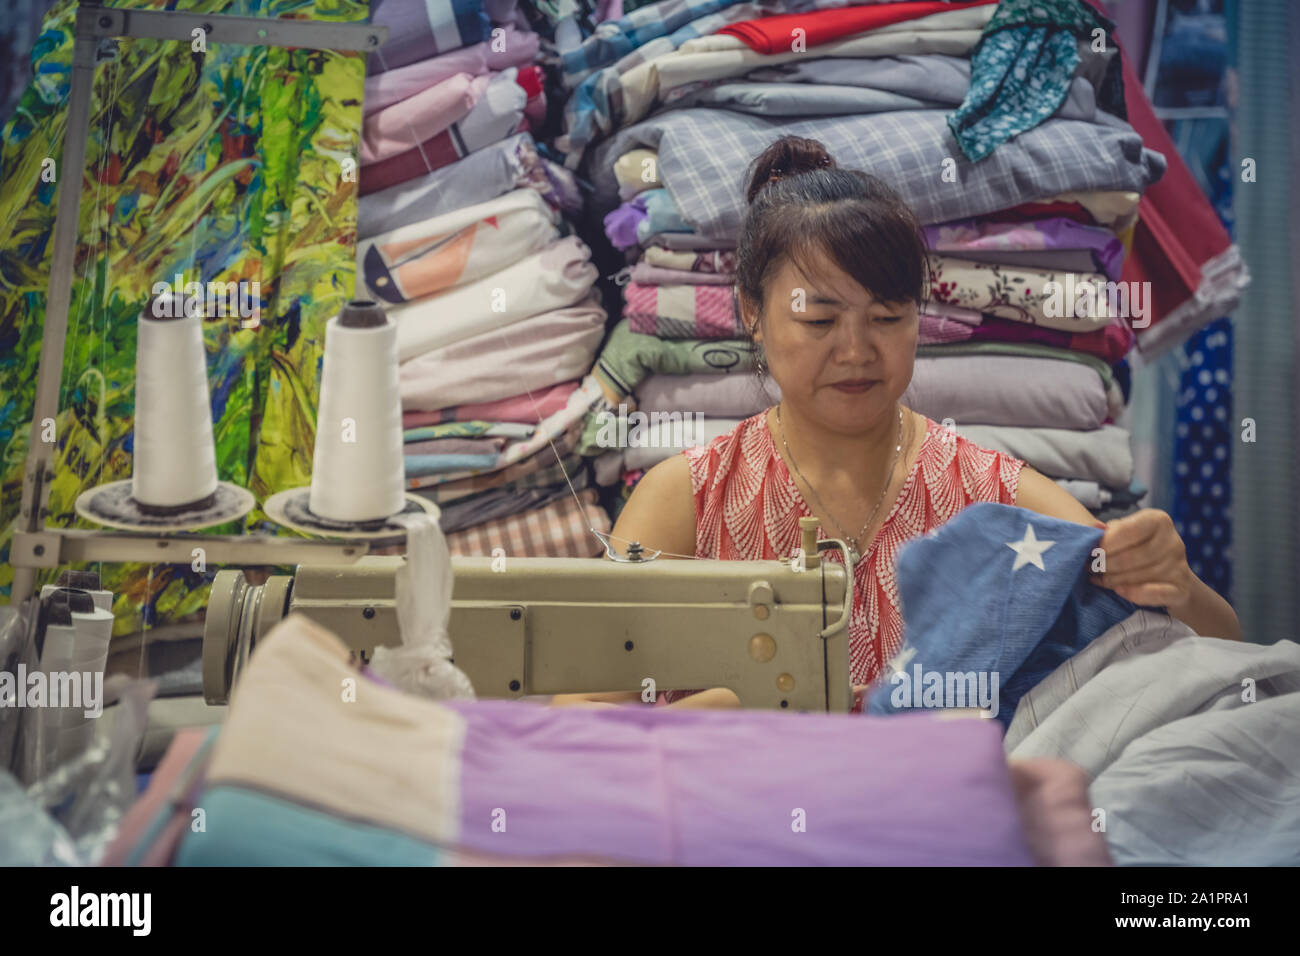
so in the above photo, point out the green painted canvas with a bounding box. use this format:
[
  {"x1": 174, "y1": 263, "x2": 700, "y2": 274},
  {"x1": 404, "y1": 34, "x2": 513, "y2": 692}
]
[{"x1": 0, "y1": 0, "x2": 369, "y2": 635}]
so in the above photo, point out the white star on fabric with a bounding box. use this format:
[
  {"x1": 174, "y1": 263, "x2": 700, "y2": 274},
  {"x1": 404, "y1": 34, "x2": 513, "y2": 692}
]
[
  {"x1": 888, "y1": 645, "x2": 917, "y2": 675},
  {"x1": 1006, "y1": 523, "x2": 1056, "y2": 572}
]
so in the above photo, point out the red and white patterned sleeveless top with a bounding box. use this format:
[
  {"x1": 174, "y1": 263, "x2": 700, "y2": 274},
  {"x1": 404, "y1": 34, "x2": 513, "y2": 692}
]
[{"x1": 677, "y1": 411, "x2": 1023, "y2": 695}]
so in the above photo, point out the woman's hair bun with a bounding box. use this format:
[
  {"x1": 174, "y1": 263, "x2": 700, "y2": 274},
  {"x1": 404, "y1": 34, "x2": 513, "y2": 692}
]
[{"x1": 745, "y1": 135, "x2": 836, "y2": 205}]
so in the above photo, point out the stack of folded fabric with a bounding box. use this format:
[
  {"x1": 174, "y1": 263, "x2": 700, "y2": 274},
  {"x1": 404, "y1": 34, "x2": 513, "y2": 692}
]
[
  {"x1": 355, "y1": 0, "x2": 626, "y2": 556},
  {"x1": 535, "y1": 0, "x2": 1236, "y2": 523}
]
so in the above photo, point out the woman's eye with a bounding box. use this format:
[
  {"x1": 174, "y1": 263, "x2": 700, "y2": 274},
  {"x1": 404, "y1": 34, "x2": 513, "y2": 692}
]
[
  {"x1": 877, "y1": 314, "x2": 903, "y2": 323},
  {"x1": 802, "y1": 317, "x2": 834, "y2": 327}
]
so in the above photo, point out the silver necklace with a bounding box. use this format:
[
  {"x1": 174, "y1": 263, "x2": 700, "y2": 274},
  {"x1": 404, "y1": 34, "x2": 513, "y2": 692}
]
[{"x1": 776, "y1": 403, "x2": 905, "y2": 561}]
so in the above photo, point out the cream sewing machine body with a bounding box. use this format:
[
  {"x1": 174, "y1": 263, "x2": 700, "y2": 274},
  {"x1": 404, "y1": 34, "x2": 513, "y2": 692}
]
[{"x1": 202, "y1": 517, "x2": 855, "y2": 713}]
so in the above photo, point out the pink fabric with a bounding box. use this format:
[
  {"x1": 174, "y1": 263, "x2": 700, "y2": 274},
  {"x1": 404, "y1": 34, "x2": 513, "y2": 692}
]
[
  {"x1": 361, "y1": 73, "x2": 492, "y2": 165},
  {"x1": 919, "y1": 300, "x2": 984, "y2": 326},
  {"x1": 918, "y1": 309, "x2": 976, "y2": 344},
  {"x1": 363, "y1": 26, "x2": 540, "y2": 115},
  {"x1": 1010, "y1": 759, "x2": 1113, "y2": 866},
  {"x1": 624, "y1": 283, "x2": 741, "y2": 338},
  {"x1": 399, "y1": 292, "x2": 605, "y2": 411},
  {"x1": 673, "y1": 413, "x2": 1023, "y2": 703},
  {"x1": 402, "y1": 380, "x2": 581, "y2": 428}
]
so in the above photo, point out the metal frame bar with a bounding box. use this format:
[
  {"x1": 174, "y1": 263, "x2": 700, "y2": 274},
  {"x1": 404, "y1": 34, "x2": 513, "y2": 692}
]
[{"x1": 10, "y1": 4, "x2": 387, "y2": 603}]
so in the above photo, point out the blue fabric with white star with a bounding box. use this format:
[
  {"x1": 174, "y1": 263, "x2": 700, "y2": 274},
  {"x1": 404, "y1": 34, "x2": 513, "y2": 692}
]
[{"x1": 866, "y1": 503, "x2": 1142, "y2": 728}]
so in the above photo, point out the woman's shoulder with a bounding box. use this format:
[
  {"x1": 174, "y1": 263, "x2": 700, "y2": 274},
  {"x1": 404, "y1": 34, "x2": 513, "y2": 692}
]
[
  {"x1": 682, "y1": 408, "x2": 772, "y2": 495},
  {"x1": 915, "y1": 415, "x2": 1025, "y2": 505}
]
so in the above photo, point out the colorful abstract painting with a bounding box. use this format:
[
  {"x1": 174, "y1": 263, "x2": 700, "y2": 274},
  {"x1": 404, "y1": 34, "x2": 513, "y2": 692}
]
[{"x1": 0, "y1": 0, "x2": 369, "y2": 634}]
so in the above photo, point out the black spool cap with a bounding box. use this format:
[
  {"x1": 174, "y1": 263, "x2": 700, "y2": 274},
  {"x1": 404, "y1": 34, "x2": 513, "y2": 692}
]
[
  {"x1": 44, "y1": 602, "x2": 73, "y2": 628},
  {"x1": 52, "y1": 588, "x2": 95, "y2": 614},
  {"x1": 338, "y1": 299, "x2": 387, "y2": 329},
  {"x1": 57, "y1": 569, "x2": 101, "y2": 590}
]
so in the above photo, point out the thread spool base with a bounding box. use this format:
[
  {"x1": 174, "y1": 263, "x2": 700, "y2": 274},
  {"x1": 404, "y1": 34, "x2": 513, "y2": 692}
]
[
  {"x1": 75, "y1": 480, "x2": 255, "y2": 532},
  {"x1": 263, "y1": 487, "x2": 440, "y2": 540}
]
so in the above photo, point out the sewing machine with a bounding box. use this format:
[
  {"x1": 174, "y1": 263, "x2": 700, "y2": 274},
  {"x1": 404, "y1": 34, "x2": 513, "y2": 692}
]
[
  {"x1": 202, "y1": 518, "x2": 854, "y2": 713},
  {"x1": 4, "y1": 5, "x2": 855, "y2": 776}
]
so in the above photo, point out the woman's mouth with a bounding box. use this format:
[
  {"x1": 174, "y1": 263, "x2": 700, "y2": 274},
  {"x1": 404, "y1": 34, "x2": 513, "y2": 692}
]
[{"x1": 831, "y1": 379, "x2": 878, "y2": 394}]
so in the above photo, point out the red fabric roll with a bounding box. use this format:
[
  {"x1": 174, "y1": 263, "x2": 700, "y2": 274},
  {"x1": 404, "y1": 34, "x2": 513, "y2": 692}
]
[{"x1": 718, "y1": 0, "x2": 997, "y2": 56}]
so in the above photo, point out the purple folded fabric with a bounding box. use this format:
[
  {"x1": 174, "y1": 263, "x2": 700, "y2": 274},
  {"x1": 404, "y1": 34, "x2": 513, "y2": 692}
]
[
  {"x1": 604, "y1": 196, "x2": 648, "y2": 250},
  {"x1": 364, "y1": 26, "x2": 540, "y2": 115},
  {"x1": 367, "y1": 0, "x2": 495, "y2": 74},
  {"x1": 924, "y1": 216, "x2": 1125, "y2": 281},
  {"x1": 441, "y1": 700, "x2": 1036, "y2": 866}
]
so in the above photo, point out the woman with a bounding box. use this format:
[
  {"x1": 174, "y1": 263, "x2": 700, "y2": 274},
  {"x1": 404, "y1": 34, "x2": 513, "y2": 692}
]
[{"x1": 555, "y1": 135, "x2": 1240, "y2": 710}]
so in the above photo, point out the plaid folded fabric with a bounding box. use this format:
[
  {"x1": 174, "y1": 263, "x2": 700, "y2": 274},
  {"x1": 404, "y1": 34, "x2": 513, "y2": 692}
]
[
  {"x1": 562, "y1": 2, "x2": 991, "y2": 166},
  {"x1": 445, "y1": 487, "x2": 610, "y2": 556},
  {"x1": 589, "y1": 110, "x2": 1165, "y2": 242},
  {"x1": 625, "y1": 282, "x2": 741, "y2": 338},
  {"x1": 558, "y1": 0, "x2": 745, "y2": 86},
  {"x1": 424, "y1": 443, "x2": 586, "y2": 505}
]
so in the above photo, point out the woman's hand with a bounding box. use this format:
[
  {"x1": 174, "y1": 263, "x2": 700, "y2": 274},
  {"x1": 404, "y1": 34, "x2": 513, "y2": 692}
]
[
  {"x1": 1089, "y1": 509, "x2": 1196, "y2": 610},
  {"x1": 548, "y1": 691, "x2": 639, "y2": 709}
]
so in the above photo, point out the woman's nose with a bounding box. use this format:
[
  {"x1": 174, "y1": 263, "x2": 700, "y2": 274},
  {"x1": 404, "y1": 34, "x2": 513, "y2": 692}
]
[{"x1": 834, "y1": 321, "x2": 880, "y2": 362}]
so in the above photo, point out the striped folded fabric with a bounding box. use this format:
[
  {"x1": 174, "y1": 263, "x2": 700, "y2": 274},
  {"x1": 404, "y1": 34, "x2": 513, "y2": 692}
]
[{"x1": 445, "y1": 487, "x2": 609, "y2": 557}]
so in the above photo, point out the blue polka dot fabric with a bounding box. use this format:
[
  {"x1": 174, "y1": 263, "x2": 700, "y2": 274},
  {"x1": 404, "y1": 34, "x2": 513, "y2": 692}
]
[{"x1": 1171, "y1": 318, "x2": 1233, "y2": 601}]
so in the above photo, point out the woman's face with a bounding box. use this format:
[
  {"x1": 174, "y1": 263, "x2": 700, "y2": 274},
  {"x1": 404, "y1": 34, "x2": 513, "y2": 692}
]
[{"x1": 746, "y1": 255, "x2": 918, "y2": 434}]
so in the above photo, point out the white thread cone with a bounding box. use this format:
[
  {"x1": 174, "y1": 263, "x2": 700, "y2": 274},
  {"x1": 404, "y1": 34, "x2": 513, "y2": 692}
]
[
  {"x1": 132, "y1": 294, "x2": 219, "y2": 508},
  {"x1": 309, "y1": 301, "x2": 405, "y2": 522}
]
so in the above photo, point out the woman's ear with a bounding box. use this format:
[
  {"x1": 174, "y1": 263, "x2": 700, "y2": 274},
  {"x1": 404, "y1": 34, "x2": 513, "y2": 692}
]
[{"x1": 736, "y1": 292, "x2": 762, "y2": 343}]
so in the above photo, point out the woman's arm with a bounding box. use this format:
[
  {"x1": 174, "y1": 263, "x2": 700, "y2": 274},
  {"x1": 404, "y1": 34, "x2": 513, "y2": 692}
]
[
  {"x1": 549, "y1": 454, "x2": 700, "y2": 707},
  {"x1": 1015, "y1": 465, "x2": 1242, "y2": 641}
]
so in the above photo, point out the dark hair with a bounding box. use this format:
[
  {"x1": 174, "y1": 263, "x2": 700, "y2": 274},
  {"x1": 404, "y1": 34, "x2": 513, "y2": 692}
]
[{"x1": 736, "y1": 136, "x2": 930, "y2": 350}]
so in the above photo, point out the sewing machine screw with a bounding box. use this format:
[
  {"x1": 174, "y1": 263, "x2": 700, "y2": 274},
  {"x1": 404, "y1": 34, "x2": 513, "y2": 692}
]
[
  {"x1": 510, "y1": 608, "x2": 521, "y2": 621},
  {"x1": 509, "y1": 680, "x2": 521, "y2": 691},
  {"x1": 362, "y1": 606, "x2": 375, "y2": 619},
  {"x1": 624, "y1": 641, "x2": 634, "y2": 651},
  {"x1": 33, "y1": 545, "x2": 45, "y2": 556},
  {"x1": 780, "y1": 701, "x2": 789, "y2": 709}
]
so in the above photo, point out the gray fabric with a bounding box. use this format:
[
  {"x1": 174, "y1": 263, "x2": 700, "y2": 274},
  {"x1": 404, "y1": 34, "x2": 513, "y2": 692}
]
[
  {"x1": 927, "y1": 247, "x2": 1102, "y2": 274},
  {"x1": 904, "y1": 354, "x2": 1110, "y2": 431},
  {"x1": 661, "y1": 81, "x2": 939, "y2": 118},
  {"x1": 358, "y1": 133, "x2": 579, "y2": 239},
  {"x1": 1007, "y1": 613, "x2": 1300, "y2": 865},
  {"x1": 743, "y1": 54, "x2": 1100, "y2": 122},
  {"x1": 956, "y1": 423, "x2": 1134, "y2": 489},
  {"x1": 589, "y1": 109, "x2": 1166, "y2": 241},
  {"x1": 1089, "y1": 694, "x2": 1300, "y2": 865},
  {"x1": 1055, "y1": 478, "x2": 1106, "y2": 510},
  {"x1": 637, "y1": 370, "x2": 778, "y2": 418},
  {"x1": 437, "y1": 474, "x2": 588, "y2": 534},
  {"x1": 648, "y1": 232, "x2": 736, "y2": 251}
]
